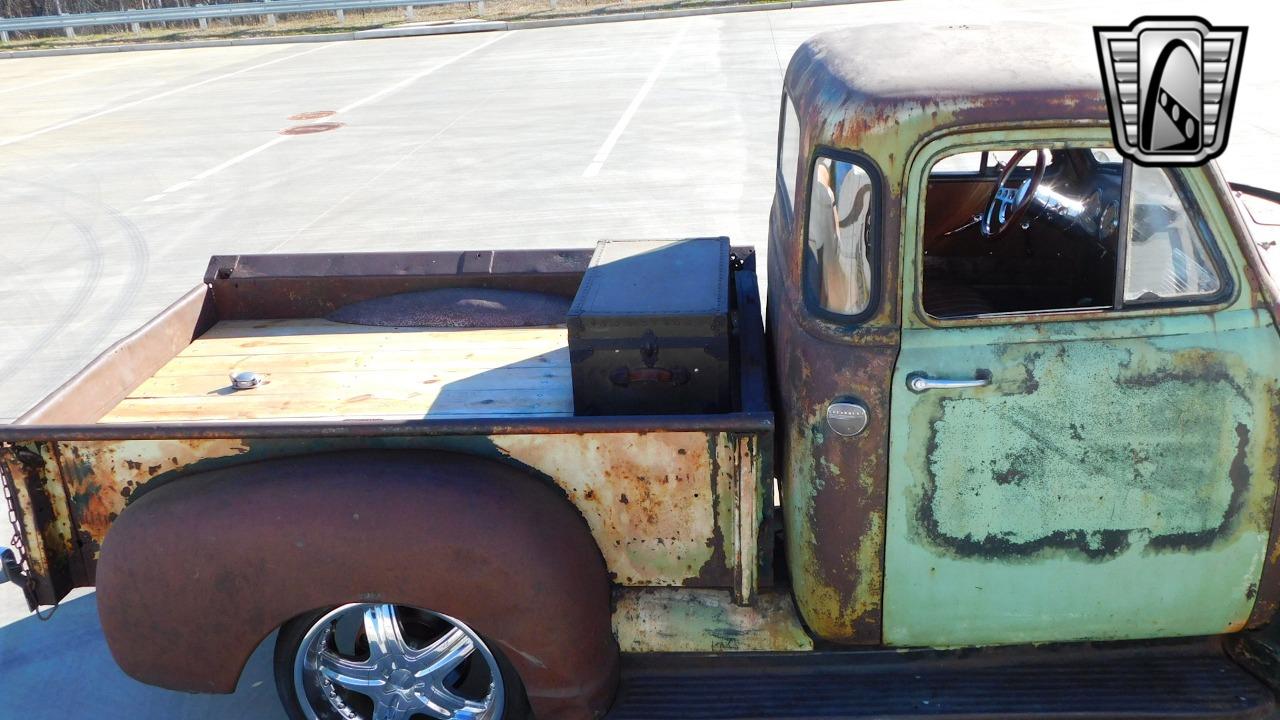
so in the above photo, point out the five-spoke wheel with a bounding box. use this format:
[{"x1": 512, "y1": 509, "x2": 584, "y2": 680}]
[{"x1": 275, "y1": 603, "x2": 520, "y2": 720}]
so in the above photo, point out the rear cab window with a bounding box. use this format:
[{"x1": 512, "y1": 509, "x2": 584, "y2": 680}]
[
  {"x1": 778, "y1": 95, "x2": 801, "y2": 221},
  {"x1": 804, "y1": 150, "x2": 880, "y2": 321}
]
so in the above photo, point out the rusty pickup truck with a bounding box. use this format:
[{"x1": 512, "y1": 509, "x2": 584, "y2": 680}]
[{"x1": 8, "y1": 21, "x2": 1280, "y2": 720}]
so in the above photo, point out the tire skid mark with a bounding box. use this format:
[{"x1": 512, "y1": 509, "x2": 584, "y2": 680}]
[
  {"x1": 0, "y1": 185, "x2": 104, "y2": 383},
  {"x1": 3, "y1": 181, "x2": 150, "y2": 399}
]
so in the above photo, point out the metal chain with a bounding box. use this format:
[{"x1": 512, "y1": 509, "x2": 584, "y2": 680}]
[{"x1": 0, "y1": 446, "x2": 40, "y2": 614}]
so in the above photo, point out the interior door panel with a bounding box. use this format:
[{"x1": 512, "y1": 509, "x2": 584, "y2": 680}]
[{"x1": 922, "y1": 179, "x2": 992, "y2": 250}]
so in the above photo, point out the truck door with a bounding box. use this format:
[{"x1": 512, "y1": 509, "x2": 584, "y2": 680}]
[{"x1": 885, "y1": 134, "x2": 1280, "y2": 647}]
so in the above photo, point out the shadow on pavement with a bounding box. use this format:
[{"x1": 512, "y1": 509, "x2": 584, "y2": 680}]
[{"x1": 0, "y1": 589, "x2": 287, "y2": 719}]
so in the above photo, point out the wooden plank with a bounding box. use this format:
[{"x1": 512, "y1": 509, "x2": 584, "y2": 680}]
[
  {"x1": 100, "y1": 387, "x2": 572, "y2": 423},
  {"x1": 99, "y1": 319, "x2": 577, "y2": 424},
  {"x1": 100, "y1": 410, "x2": 575, "y2": 423},
  {"x1": 153, "y1": 348, "x2": 569, "y2": 377},
  {"x1": 200, "y1": 318, "x2": 567, "y2": 339},
  {"x1": 180, "y1": 335, "x2": 566, "y2": 357},
  {"x1": 183, "y1": 321, "x2": 569, "y2": 357},
  {"x1": 130, "y1": 366, "x2": 571, "y2": 399}
]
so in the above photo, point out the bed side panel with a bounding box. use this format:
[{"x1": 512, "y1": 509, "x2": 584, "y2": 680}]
[
  {"x1": 50, "y1": 431, "x2": 761, "y2": 595},
  {"x1": 16, "y1": 285, "x2": 216, "y2": 425}
]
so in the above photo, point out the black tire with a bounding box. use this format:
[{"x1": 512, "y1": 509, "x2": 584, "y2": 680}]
[{"x1": 274, "y1": 604, "x2": 531, "y2": 720}]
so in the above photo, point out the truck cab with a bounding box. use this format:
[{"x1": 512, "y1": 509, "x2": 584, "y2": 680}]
[
  {"x1": 769, "y1": 22, "x2": 1280, "y2": 653},
  {"x1": 6, "y1": 21, "x2": 1280, "y2": 720}
]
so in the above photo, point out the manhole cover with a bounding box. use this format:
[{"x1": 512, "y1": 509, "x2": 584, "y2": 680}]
[
  {"x1": 279, "y1": 122, "x2": 345, "y2": 136},
  {"x1": 289, "y1": 110, "x2": 337, "y2": 121}
]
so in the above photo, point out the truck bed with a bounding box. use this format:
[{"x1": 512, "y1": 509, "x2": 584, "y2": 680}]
[
  {"x1": 101, "y1": 319, "x2": 573, "y2": 423},
  {"x1": 0, "y1": 247, "x2": 772, "y2": 613}
]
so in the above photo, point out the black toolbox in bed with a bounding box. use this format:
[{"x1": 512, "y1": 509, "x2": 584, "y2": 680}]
[{"x1": 567, "y1": 238, "x2": 732, "y2": 416}]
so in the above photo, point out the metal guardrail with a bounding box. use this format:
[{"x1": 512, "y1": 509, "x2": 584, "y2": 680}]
[{"x1": 0, "y1": 0, "x2": 518, "y2": 41}]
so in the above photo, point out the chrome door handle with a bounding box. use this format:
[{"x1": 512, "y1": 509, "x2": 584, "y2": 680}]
[{"x1": 906, "y1": 372, "x2": 991, "y2": 393}]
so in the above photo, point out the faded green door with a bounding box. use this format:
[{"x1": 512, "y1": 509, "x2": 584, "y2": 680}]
[{"x1": 884, "y1": 138, "x2": 1280, "y2": 647}]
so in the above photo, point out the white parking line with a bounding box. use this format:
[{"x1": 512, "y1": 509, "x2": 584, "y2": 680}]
[
  {"x1": 0, "y1": 44, "x2": 332, "y2": 149},
  {"x1": 337, "y1": 32, "x2": 508, "y2": 115},
  {"x1": 143, "y1": 31, "x2": 509, "y2": 205},
  {"x1": 193, "y1": 136, "x2": 292, "y2": 181},
  {"x1": 582, "y1": 23, "x2": 690, "y2": 179}
]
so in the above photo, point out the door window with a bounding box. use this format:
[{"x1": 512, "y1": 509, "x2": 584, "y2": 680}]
[{"x1": 918, "y1": 146, "x2": 1225, "y2": 320}]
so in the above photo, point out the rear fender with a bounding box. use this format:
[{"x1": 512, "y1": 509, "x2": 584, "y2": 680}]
[{"x1": 96, "y1": 450, "x2": 618, "y2": 720}]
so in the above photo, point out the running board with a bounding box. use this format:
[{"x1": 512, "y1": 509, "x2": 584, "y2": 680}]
[{"x1": 606, "y1": 638, "x2": 1277, "y2": 719}]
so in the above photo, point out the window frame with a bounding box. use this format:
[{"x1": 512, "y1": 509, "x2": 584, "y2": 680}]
[
  {"x1": 908, "y1": 130, "x2": 1238, "y2": 330},
  {"x1": 800, "y1": 145, "x2": 885, "y2": 327},
  {"x1": 776, "y1": 94, "x2": 801, "y2": 230}
]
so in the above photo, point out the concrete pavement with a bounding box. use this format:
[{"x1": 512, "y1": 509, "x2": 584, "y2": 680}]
[{"x1": 0, "y1": 1, "x2": 1278, "y2": 716}]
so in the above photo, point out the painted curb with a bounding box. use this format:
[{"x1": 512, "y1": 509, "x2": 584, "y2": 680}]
[{"x1": 0, "y1": 0, "x2": 886, "y2": 58}]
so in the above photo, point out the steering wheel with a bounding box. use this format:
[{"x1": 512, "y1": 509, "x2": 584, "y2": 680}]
[{"x1": 980, "y1": 149, "x2": 1047, "y2": 239}]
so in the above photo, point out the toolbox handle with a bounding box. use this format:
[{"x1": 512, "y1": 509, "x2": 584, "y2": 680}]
[{"x1": 609, "y1": 366, "x2": 691, "y2": 387}]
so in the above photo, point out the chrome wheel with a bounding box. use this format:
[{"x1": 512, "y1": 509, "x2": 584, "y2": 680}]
[{"x1": 293, "y1": 604, "x2": 505, "y2": 720}]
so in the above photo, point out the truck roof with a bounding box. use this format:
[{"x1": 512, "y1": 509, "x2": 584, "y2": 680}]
[{"x1": 785, "y1": 23, "x2": 1110, "y2": 163}]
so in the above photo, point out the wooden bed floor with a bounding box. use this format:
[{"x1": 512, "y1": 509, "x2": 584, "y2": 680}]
[{"x1": 99, "y1": 319, "x2": 574, "y2": 423}]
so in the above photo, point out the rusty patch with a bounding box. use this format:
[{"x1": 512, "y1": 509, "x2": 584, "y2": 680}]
[
  {"x1": 768, "y1": 241, "x2": 896, "y2": 643},
  {"x1": 1, "y1": 444, "x2": 74, "y2": 606},
  {"x1": 288, "y1": 110, "x2": 337, "y2": 121},
  {"x1": 612, "y1": 588, "x2": 812, "y2": 653},
  {"x1": 279, "y1": 122, "x2": 344, "y2": 136},
  {"x1": 1247, "y1": 381, "x2": 1280, "y2": 629},
  {"x1": 53, "y1": 439, "x2": 252, "y2": 568},
  {"x1": 497, "y1": 431, "x2": 734, "y2": 587}
]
